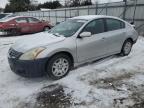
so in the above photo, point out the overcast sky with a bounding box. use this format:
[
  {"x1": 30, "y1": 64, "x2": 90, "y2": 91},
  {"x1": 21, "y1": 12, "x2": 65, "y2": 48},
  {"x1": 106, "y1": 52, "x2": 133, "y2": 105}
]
[{"x1": 0, "y1": 0, "x2": 122, "y2": 8}]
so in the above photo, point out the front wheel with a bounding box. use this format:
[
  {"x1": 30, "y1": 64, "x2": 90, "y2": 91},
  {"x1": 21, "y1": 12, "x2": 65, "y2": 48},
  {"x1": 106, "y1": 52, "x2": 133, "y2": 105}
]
[
  {"x1": 10, "y1": 28, "x2": 21, "y2": 36},
  {"x1": 46, "y1": 54, "x2": 72, "y2": 80},
  {"x1": 120, "y1": 39, "x2": 133, "y2": 56}
]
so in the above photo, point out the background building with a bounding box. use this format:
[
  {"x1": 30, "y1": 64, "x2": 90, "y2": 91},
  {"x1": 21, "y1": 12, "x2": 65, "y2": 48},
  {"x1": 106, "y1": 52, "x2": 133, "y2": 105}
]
[{"x1": 30, "y1": 0, "x2": 39, "y2": 6}]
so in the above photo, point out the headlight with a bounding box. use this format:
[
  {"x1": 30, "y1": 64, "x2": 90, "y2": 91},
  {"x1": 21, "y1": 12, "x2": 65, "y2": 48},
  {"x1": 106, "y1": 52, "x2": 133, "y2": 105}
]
[{"x1": 19, "y1": 47, "x2": 46, "y2": 60}]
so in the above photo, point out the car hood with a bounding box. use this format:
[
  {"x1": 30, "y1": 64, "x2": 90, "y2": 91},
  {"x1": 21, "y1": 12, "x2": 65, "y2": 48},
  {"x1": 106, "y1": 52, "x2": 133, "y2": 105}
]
[{"x1": 12, "y1": 32, "x2": 66, "y2": 53}]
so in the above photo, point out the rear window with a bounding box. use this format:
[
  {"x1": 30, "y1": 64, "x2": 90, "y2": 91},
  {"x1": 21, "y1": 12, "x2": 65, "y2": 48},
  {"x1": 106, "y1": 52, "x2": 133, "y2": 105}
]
[
  {"x1": 0, "y1": 14, "x2": 9, "y2": 19},
  {"x1": 106, "y1": 18, "x2": 125, "y2": 31}
]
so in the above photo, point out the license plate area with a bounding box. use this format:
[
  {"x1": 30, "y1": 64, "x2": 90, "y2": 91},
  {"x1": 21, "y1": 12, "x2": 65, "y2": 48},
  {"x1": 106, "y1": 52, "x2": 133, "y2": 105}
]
[{"x1": 0, "y1": 30, "x2": 8, "y2": 35}]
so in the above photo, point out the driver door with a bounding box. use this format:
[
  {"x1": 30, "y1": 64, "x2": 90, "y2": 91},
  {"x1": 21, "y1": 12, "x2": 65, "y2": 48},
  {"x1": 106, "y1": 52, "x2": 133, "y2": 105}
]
[
  {"x1": 15, "y1": 17, "x2": 31, "y2": 33},
  {"x1": 76, "y1": 19, "x2": 108, "y2": 62},
  {"x1": 27, "y1": 17, "x2": 43, "y2": 33}
]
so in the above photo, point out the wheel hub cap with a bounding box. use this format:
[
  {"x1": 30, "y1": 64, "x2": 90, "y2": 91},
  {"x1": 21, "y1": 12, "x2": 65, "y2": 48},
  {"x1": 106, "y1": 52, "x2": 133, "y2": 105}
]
[
  {"x1": 124, "y1": 42, "x2": 132, "y2": 54},
  {"x1": 52, "y1": 58, "x2": 69, "y2": 77}
]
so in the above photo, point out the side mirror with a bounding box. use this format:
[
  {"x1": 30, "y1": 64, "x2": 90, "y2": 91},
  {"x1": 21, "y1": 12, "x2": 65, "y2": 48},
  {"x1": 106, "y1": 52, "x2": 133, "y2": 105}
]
[{"x1": 79, "y1": 32, "x2": 92, "y2": 38}]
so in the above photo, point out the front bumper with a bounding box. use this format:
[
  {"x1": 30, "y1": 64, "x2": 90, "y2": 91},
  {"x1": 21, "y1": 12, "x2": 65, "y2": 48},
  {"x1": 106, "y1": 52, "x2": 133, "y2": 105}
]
[
  {"x1": 8, "y1": 57, "x2": 49, "y2": 77},
  {"x1": 0, "y1": 29, "x2": 8, "y2": 35}
]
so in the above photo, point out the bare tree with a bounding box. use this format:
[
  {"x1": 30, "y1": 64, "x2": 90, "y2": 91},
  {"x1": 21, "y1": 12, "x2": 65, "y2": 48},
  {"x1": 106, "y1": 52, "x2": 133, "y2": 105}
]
[{"x1": 66, "y1": 0, "x2": 92, "y2": 7}]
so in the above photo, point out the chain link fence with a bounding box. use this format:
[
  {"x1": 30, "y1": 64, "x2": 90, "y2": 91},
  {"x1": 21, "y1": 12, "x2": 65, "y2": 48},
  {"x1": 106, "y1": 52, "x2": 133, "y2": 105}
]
[{"x1": 16, "y1": 0, "x2": 144, "y2": 34}]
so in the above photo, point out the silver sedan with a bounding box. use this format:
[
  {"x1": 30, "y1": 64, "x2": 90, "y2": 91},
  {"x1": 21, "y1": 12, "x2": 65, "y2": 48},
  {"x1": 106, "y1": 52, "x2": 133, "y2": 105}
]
[{"x1": 8, "y1": 15, "x2": 139, "y2": 80}]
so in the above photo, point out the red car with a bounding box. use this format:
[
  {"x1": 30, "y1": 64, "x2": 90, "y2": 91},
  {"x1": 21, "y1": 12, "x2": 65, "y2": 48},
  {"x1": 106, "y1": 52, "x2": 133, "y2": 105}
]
[{"x1": 0, "y1": 16, "x2": 52, "y2": 35}]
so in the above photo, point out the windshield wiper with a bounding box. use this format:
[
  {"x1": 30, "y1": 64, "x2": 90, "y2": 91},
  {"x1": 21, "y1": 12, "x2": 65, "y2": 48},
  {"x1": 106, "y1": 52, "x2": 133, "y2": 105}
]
[
  {"x1": 53, "y1": 33, "x2": 65, "y2": 37},
  {"x1": 53, "y1": 33, "x2": 60, "y2": 37}
]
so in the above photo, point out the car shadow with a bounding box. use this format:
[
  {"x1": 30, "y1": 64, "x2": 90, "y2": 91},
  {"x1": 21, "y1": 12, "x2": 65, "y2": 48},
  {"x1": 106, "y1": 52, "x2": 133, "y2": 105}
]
[{"x1": 73, "y1": 54, "x2": 121, "y2": 70}]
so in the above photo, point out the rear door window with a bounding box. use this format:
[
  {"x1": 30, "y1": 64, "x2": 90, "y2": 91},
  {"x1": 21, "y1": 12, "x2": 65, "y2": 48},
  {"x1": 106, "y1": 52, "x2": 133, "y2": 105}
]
[
  {"x1": 28, "y1": 18, "x2": 40, "y2": 23},
  {"x1": 106, "y1": 18, "x2": 125, "y2": 31},
  {"x1": 15, "y1": 18, "x2": 27, "y2": 23}
]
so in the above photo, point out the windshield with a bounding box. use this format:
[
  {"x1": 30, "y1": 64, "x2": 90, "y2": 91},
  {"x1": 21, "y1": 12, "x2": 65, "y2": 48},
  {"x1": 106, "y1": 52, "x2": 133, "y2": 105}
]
[
  {"x1": 0, "y1": 14, "x2": 9, "y2": 19},
  {"x1": 49, "y1": 19, "x2": 86, "y2": 37}
]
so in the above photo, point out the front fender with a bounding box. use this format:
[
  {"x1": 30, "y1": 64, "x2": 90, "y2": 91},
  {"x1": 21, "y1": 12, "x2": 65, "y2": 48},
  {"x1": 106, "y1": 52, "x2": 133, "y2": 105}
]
[{"x1": 37, "y1": 48, "x2": 77, "y2": 63}]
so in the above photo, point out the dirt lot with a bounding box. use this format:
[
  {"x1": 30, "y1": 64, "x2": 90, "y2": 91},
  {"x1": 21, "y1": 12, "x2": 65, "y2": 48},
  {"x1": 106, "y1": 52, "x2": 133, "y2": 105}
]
[{"x1": 0, "y1": 35, "x2": 144, "y2": 108}]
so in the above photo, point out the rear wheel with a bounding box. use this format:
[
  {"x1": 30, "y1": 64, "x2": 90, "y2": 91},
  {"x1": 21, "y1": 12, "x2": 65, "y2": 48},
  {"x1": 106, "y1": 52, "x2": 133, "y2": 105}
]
[
  {"x1": 46, "y1": 54, "x2": 72, "y2": 80},
  {"x1": 120, "y1": 39, "x2": 133, "y2": 56},
  {"x1": 43, "y1": 26, "x2": 50, "y2": 31}
]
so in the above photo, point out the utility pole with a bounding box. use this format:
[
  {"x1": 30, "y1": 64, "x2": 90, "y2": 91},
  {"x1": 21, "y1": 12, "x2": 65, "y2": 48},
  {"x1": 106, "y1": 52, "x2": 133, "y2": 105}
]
[
  {"x1": 133, "y1": 0, "x2": 138, "y2": 24},
  {"x1": 123, "y1": 0, "x2": 127, "y2": 20}
]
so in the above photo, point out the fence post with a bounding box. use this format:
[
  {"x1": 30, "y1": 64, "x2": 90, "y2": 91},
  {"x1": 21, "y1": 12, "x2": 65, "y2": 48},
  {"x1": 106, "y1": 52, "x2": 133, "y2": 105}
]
[
  {"x1": 43, "y1": 11, "x2": 44, "y2": 20},
  {"x1": 88, "y1": 6, "x2": 90, "y2": 15},
  {"x1": 106, "y1": 3, "x2": 108, "y2": 15},
  {"x1": 39, "y1": 11, "x2": 41, "y2": 19},
  {"x1": 34, "y1": 12, "x2": 36, "y2": 17},
  {"x1": 70, "y1": 8, "x2": 72, "y2": 18},
  {"x1": 95, "y1": 3, "x2": 98, "y2": 15},
  {"x1": 49, "y1": 11, "x2": 50, "y2": 21},
  {"x1": 77, "y1": 7, "x2": 79, "y2": 16},
  {"x1": 65, "y1": 8, "x2": 66, "y2": 21},
  {"x1": 133, "y1": 0, "x2": 138, "y2": 23},
  {"x1": 123, "y1": 0, "x2": 127, "y2": 20},
  {"x1": 55, "y1": 10, "x2": 57, "y2": 24}
]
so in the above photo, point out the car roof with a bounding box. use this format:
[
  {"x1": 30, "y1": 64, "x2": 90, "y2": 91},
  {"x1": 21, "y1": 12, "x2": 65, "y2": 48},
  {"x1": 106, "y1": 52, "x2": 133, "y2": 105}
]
[
  {"x1": 0, "y1": 16, "x2": 37, "y2": 22},
  {"x1": 71, "y1": 15, "x2": 123, "y2": 21}
]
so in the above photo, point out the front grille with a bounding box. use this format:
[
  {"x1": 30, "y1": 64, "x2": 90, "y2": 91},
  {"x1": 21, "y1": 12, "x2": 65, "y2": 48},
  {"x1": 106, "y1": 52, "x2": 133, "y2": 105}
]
[{"x1": 9, "y1": 48, "x2": 23, "y2": 59}]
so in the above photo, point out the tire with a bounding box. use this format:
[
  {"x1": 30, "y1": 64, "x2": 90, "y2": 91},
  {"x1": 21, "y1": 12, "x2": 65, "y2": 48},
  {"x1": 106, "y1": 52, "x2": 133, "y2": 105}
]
[
  {"x1": 43, "y1": 26, "x2": 50, "y2": 31},
  {"x1": 120, "y1": 39, "x2": 133, "y2": 56},
  {"x1": 10, "y1": 29, "x2": 20, "y2": 36},
  {"x1": 46, "y1": 54, "x2": 72, "y2": 80}
]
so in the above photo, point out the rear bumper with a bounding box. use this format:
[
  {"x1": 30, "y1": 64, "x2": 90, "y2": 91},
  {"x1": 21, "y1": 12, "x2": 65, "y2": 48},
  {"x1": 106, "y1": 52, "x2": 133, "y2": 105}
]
[{"x1": 8, "y1": 57, "x2": 49, "y2": 77}]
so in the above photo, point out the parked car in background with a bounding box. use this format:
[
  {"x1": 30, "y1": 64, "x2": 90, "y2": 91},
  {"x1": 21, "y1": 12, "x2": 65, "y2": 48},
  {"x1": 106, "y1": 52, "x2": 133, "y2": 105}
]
[
  {"x1": 0, "y1": 13, "x2": 13, "y2": 19},
  {"x1": 0, "y1": 16, "x2": 52, "y2": 35},
  {"x1": 8, "y1": 15, "x2": 138, "y2": 80}
]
